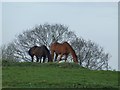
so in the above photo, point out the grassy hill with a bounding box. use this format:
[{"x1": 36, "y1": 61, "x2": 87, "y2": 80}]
[{"x1": 2, "y1": 60, "x2": 119, "y2": 89}]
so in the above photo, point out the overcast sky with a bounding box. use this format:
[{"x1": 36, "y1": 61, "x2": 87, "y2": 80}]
[{"x1": 1, "y1": 2, "x2": 118, "y2": 70}]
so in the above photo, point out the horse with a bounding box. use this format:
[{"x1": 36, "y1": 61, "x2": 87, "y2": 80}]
[
  {"x1": 50, "y1": 41, "x2": 78, "y2": 64},
  {"x1": 28, "y1": 45, "x2": 52, "y2": 63}
]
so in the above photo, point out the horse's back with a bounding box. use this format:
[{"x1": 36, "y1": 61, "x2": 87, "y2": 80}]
[
  {"x1": 50, "y1": 41, "x2": 70, "y2": 54},
  {"x1": 62, "y1": 42, "x2": 70, "y2": 46},
  {"x1": 40, "y1": 45, "x2": 49, "y2": 52},
  {"x1": 34, "y1": 45, "x2": 50, "y2": 56}
]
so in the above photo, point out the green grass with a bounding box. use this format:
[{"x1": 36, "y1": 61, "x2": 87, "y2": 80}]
[{"x1": 2, "y1": 61, "x2": 119, "y2": 88}]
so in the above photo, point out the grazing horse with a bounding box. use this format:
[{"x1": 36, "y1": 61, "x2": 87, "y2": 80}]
[
  {"x1": 28, "y1": 45, "x2": 52, "y2": 63},
  {"x1": 50, "y1": 41, "x2": 78, "y2": 64}
]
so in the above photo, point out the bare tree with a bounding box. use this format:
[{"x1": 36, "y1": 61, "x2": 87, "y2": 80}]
[
  {"x1": 71, "y1": 38, "x2": 111, "y2": 70},
  {"x1": 6, "y1": 24, "x2": 76, "y2": 62},
  {"x1": 2, "y1": 43, "x2": 17, "y2": 62},
  {"x1": 1, "y1": 23, "x2": 111, "y2": 70}
]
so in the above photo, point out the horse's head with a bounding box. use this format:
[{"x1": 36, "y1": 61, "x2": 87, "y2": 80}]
[
  {"x1": 73, "y1": 54, "x2": 78, "y2": 64},
  {"x1": 48, "y1": 54, "x2": 53, "y2": 62}
]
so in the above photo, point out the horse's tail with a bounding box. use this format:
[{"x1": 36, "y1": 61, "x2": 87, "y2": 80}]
[{"x1": 63, "y1": 42, "x2": 78, "y2": 63}]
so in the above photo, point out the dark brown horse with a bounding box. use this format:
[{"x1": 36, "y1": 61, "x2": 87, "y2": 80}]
[
  {"x1": 50, "y1": 41, "x2": 78, "y2": 64},
  {"x1": 28, "y1": 45, "x2": 52, "y2": 63}
]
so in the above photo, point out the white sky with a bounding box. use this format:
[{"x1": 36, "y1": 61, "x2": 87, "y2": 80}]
[
  {"x1": 1, "y1": 0, "x2": 120, "y2": 2},
  {"x1": 1, "y1": 1, "x2": 118, "y2": 70}
]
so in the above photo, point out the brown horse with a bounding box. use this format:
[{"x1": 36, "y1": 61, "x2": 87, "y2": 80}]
[
  {"x1": 28, "y1": 45, "x2": 52, "y2": 63},
  {"x1": 50, "y1": 41, "x2": 78, "y2": 64}
]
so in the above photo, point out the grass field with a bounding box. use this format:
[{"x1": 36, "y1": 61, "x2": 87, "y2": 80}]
[{"x1": 2, "y1": 61, "x2": 119, "y2": 88}]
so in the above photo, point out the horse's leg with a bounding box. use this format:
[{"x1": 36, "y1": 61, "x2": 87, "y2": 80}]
[
  {"x1": 65, "y1": 54, "x2": 68, "y2": 62},
  {"x1": 54, "y1": 53, "x2": 58, "y2": 62},
  {"x1": 51, "y1": 51, "x2": 54, "y2": 61},
  {"x1": 36, "y1": 56, "x2": 39, "y2": 62},
  {"x1": 31, "y1": 56, "x2": 34, "y2": 62},
  {"x1": 39, "y1": 56, "x2": 42, "y2": 63},
  {"x1": 43, "y1": 56, "x2": 46, "y2": 63},
  {"x1": 58, "y1": 54, "x2": 63, "y2": 62}
]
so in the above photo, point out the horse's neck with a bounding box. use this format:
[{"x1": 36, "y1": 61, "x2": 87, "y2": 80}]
[
  {"x1": 64, "y1": 42, "x2": 77, "y2": 60},
  {"x1": 69, "y1": 49, "x2": 78, "y2": 63}
]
